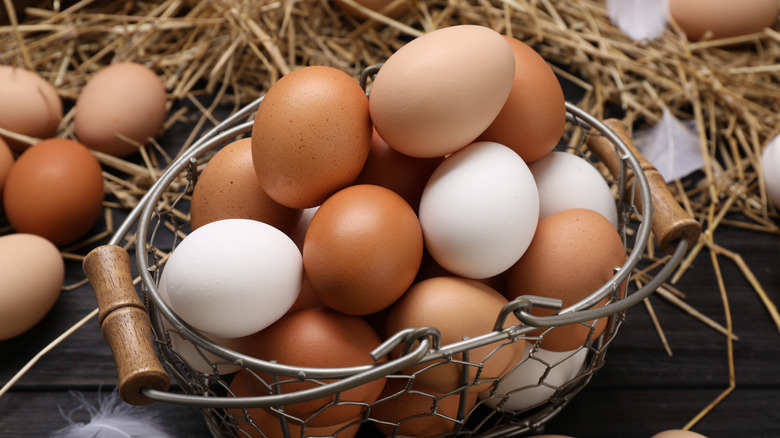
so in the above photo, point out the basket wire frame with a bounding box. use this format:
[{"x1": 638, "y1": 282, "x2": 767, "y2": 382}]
[{"x1": 101, "y1": 65, "x2": 687, "y2": 437}]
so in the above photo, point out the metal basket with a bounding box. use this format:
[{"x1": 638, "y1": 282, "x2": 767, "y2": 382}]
[{"x1": 84, "y1": 64, "x2": 701, "y2": 438}]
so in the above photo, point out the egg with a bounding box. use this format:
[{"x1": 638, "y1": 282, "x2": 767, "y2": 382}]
[
  {"x1": 303, "y1": 184, "x2": 423, "y2": 316},
  {"x1": 385, "y1": 276, "x2": 526, "y2": 394},
  {"x1": 243, "y1": 307, "x2": 387, "y2": 427},
  {"x1": 227, "y1": 370, "x2": 361, "y2": 438},
  {"x1": 0, "y1": 137, "x2": 13, "y2": 197},
  {"x1": 761, "y1": 134, "x2": 780, "y2": 209},
  {"x1": 669, "y1": 0, "x2": 779, "y2": 41},
  {"x1": 419, "y1": 141, "x2": 539, "y2": 279},
  {"x1": 156, "y1": 269, "x2": 253, "y2": 375},
  {"x1": 480, "y1": 345, "x2": 588, "y2": 412},
  {"x1": 529, "y1": 151, "x2": 618, "y2": 228},
  {"x1": 370, "y1": 377, "x2": 478, "y2": 436},
  {"x1": 477, "y1": 36, "x2": 566, "y2": 164},
  {"x1": 369, "y1": 25, "x2": 515, "y2": 158},
  {"x1": 504, "y1": 208, "x2": 626, "y2": 352},
  {"x1": 651, "y1": 431, "x2": 709, "y2": 438},
  {"x1": 353, "y1": 128, "x2": 443, "y2": 212},
  {"x1": 189, "y1": 137, "x2": 302, "y2": 233},
  {"x1": 163, "y1": 218, "x2": 302, "y2": 339},
  {"x1": 0, "y1": 233, "x2": 64, "y2": 340},
  {"x1": 75, "y1": 62, "x2": 167, "y2": 157},
  {"x1": 0, "y1": 66, "x2": 62, "y2": 154},
  {"x1": 2, "y1": 138, "x2": 104, "y2": 246},
  {"x1": 251, "y1": 65, "x2": 372, "y2": 209}
]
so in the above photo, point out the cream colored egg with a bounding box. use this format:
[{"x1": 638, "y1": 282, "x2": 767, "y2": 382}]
[
  {"x1": 369, "y1": 25, "x2": 515, "y2": 158},
  {"x1": 0, "y1": 233, "x2": 64, "y2": 340}
]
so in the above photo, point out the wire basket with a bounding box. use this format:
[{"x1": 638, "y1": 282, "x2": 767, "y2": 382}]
[{"x1": 84, "y1": 64, "x2": 701, "y2": 438}]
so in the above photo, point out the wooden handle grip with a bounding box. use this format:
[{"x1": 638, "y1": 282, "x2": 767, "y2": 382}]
[
  {"x1": 586, "y1": 119, "x2": 701, "y2": 255},
  {"x1": 83, "y1": 244, "x2": 170, "y2": 406}
]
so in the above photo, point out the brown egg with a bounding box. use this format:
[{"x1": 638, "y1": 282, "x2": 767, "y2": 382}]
[
  {"x1": 504, "y1": 208, "x2": 626, "y2": 352},
  {"x1": 370, "y1": 377, "x2": 478, "y2": 436},
  {"x1": 252, "y1": 66, "x2": 372, "y2": 209},
  {"x1": 0, "y1": 66, "x2": 63, "y2": 154},
  {"x1": 354, "y1": 128, "x2": 443, "y2": 212},
  {"x1": 75, "y1": 62, "x2": 167, "y2": 157},
  {"x1": 189, "y1": 137, "x2": 302, "y2": 234},
  {"x1": 385, "y1": 276, "x2": 525, "y2": 394},
  {"x1": 227, "y1": 370, "x2": 361, "y2": 438},
  {"x1": 0, "y1": 137, "x2": 13, "y2": 197},
  {"x1": 477, "y1": 36, "x2": 565, "y2": 164},
  {"x1": 669, "y1": 0, "x2": 778, "y2": 41},
  {"x1": 303, "y1": 184, "x2": 423, "y2": 316},
  {"x1": 3, "y1": 138, "x2": 104, "y2": 246},
  {"x1": 244, "y1": 307, "x2": 387, "y2": 427}
]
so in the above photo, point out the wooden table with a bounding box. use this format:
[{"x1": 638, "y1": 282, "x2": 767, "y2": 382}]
[{"x1": 2, "y1": 99, "x2": 780, "y2": 438}]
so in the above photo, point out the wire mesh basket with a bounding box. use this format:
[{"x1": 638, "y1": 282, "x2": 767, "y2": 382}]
[{"x1": 84, "y1": 64, "x2": 701, "y2": 438}]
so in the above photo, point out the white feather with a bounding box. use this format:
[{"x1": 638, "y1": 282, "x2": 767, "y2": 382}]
[
  {"x1": 50, "y1": 388, "x2": 177, "y2": 438},
  {"x1": 606, "y1": 0, "x2": 669, "y2": 42},
  {"x1": 634, "y1": 108, "x2": 704, "y2": 183}
]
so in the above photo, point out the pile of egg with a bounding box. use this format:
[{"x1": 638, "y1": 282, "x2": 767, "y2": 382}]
[
  {"x1": 158, "y1": 25, "x2": 628, "y2": 435},
  {"x1": 0, "y1": 62, "x2": 167, "y2": 340}
]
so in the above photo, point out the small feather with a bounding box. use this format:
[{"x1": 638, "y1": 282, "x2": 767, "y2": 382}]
[
  {"x1": 50, "y1": 388, "x2": 177, "y2": 438},
  {"x1": 634, "y1": 108, "x2": 705, "y2": 183},
  {"x1": 606, "y1": 0, "x2": 669, "y2": 42}
]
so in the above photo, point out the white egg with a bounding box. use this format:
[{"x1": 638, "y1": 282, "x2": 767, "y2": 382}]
[
  {"x1": 529, "y1": 151, "x2": 618, "y2": 228},
  {"x1": 480, "y1": 344, "x2": 588, "y2": 412},
  {"x1": 419, "y1": 141, "x2": 539, "y2": 279},
  {"x1": 761, "y1": 135, "x2": 780, "y2": 209},
  {"x1": 156, "y1": 268, "x2": 249, "y2": 375},
  {"x1": 163, "y1": 218, "x2": 303, "y2": 338}
]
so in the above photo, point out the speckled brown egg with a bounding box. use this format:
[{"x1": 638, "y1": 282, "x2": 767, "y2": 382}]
[
  {"x1": 251, "y1": 66, "x2": 372, "y2": 209},
  {"x1": 385, "y1": 276, "x2": 525, "y2": 394},
  {"x1": 189, "y1": 137, "x2": 302, "y2": 234},
  {"x1": 303, "y1": 184, "x2": 423, "y2": 315},
  {"x1": 3, "y1": 138, "x2": 104, "y2": 246},
  {"x1": 243, "y1": 307, "x2": 387, "y2": 427},
  {"x1": 354, "y1": 128, "x2": 443, "y2": 212},
  {"x1": 75, "y1": 62, "x2": 167, "y2": 157},
  {"x1": 504, "y1": 208, "x2": 626, "y2": 352},
  {"x1": 476, "y1": 36, "x2": 566, "y2": 164},
  {"x1": 0, "y1": 66, "x2": 62, "y2": 154}
]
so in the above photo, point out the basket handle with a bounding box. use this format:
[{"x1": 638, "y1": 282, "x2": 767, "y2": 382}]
[
  {"x1": 83, "y1": 244, "x2": 170, "y2": 406},
  {"x1": 585, "y1": 118, "x2": 701, "y2": 254}
]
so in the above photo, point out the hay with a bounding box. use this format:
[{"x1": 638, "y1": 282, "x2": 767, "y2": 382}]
[{"x1": 3, "y1": 0, "x2": 779, "y2": 428}]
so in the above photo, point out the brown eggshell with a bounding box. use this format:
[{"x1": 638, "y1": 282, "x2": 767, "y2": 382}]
[
  {"x1": 354, "y1": 128, "x2": 443, "y2": 212},
  {"x1": 385, "y1": 276, "x2": 525, "y2": 394},
  {"x1": 189, "y1": 137, "x2": 302, "y2": 234},
  {"x1": 651, "y1": 430, "x2": 709, "y2": 438},
  {"x1": 504, "y1": 208, "x2": 626, "y2": 352},
  {"x1": 0, "y1": 66, "x2": 63, "y2": 154},
  {"x1": 477, "y1": 36, "x2": 565, "y2": 164},
  {"x1": 303, "y1": 184, "x2": 423, "y2": 316},
  {"x1": 3, "y1": 138, "x2": 104, "y2": 246},
  {"x1": 370, "y1": 377, "x2": 478, "y2": 436},
  {"x1": 252, "y1": 66, "x2": 372, "y2": 209},
  {"x1": 75, "y1": 62, "x2": 167, "y2": 157},
  {"x1": 227, "y1": 370, "x2": 361, "y2": 438},
  {"x1": 0, "y1": 137, "x2": 13, "y2": 197},
  {"x1": 244, "y1": 307, "x2": 387, "y2": 427},
  {"x1": 669, "y1": 0, "x2": 778, "y2": 41}
]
